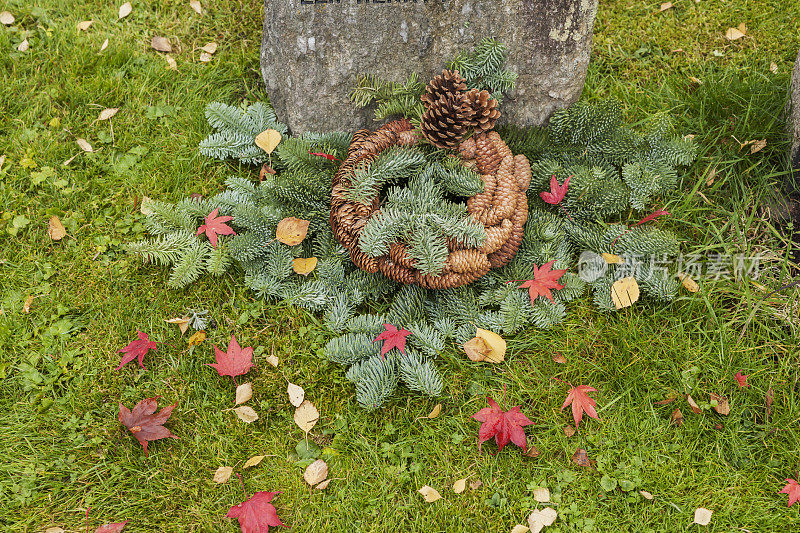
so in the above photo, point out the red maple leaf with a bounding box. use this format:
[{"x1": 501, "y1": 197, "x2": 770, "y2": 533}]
[
  {"x1": 373, "y1": 324, "x2": 411, "y2": 358},
  {"x1": 196, "y1": 208, "x2": 236, "y2": 248},
  {"x1": 518, "y1": 260, "x2": 567, "y2": 303},
  {"x1": 116, "y1": 330, "x2": 157, "y2": 370},
  {"x1": 561, "y1": 384, "x2": 600, "y2": 428},
  {"x1": 472, "y1": 397, "x2": 533, "y2": 454},
  {"x1": 540, "y1": 174, "x2": 570, "y2": 205},
  {"x1": 780, "y1": 478, "x2": 800, "y2": 507},
  {"x1": 118, "y1": 397, "x2": 178, "y2": 456},
  {"x1": 207, "y1": 335, "x2": 254, "y2": 378},
  {"x1": 95, "y1": 521, "x2": 128, "y2": 533},
  {"x1": 734, "y1": 372, "x2": 750, "y2": 388},
  {"x1": 227, "y1": 491, "x2": 285, "y2": 533}
]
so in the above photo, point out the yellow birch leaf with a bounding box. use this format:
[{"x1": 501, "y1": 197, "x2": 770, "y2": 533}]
[
  {"x1": 187, "y1": 330, "x2": 206, "y2": 347},
  {"x1": 243, "y1": 455, "x2": 265, "y2": 468},
  {"x1": 47, "y1": 216, "x2": 66, "y2": 241},
  {"x1": 418, "y1": 485, "x2": 441, "y2": 502},
  {"x1": 427, "y1": 404, "x2": 442, "y2": 419},
  {"x1": 98, "y1": 108, "x2": 119, "y2": 121},
  {"x1": 659, "y1": 2, "x2": 673, "y2": 11},
  {"x1": 292, "y1": 257, "x2": 318, "y2": 275},
  {"x1": 476, "y1": 327, "x2": 506, "y2": 363},
  {"x1": 293, "y1": 400, "x2": 319, "y2": 432},
  {"x1": 0, "y1": 11, "x2": 15, "y2": 25},
  {"x1": 17, "y1": 38, "x2": 29, "y2": 52},
  {"x1": 100, "y1": 38, "x2": 109, "y2": 52},
  {"x1": 676, "y1": 273, "x2": 699, "y2": 293},
  {"x1": 77, "y1": 20, "x2": 93, "y2": 31},
  {"x1": 610, "y1": 277, "x2": 640, "y2": 309},
  {"x1": 201, "y1": 42, "x2": 217, "y2": 54},
  {"x1": 276, "y1": 217, "x2": 310, "y2": 246},
  {"x1": 76, "y1": 138, "x2": 93, "y2": 152},
  {"x1": 303, "y1": 459, "x2": 329, "y2": 487},
  {"x1": 118, "y1": 2, "x2": 132, "y2": 19},
  {"x1": 165, "y1": 317, "x2": 190, "y2": 335},
  {"x1": 235, "y1": 382, "x2": 253, "y2": 405},
  {"x1": 725, "y1": 27, "x2": 745, "y2": 40},
  {"x1": 212, "y1": 465, "x2": 233, "y2": 484},
  {"x1": 287, "y1": 382, "x2": 305, "y2": 407},
  {"x1": 199, "y1": 52, "x2": 212, "y2": 62},
  {"x1": 255, "y1": 129, "x2": 282, "y2": 154},
  {"x1": 693, "y1": 508, "x2": 713, "y2": 526},
  {"x1": 233, "y1": 406, "x2": 258, "y2": 423},
  {"x1": 601, "y1": 253, "x2": 623, "y2": 264},
  {"x1": 265, "y1": 352, "x2": 279, "y2": 367},
  {"x1": 453, "y1": 477, "x2": 467, "y2": 494},
  {"x1": 151, "y1": 36, "x2": 172, "y2": 53},
  {"x1": 190, "y1": 0, "x2": 202, "y2": 15},
  {"x1": 511, "y1": 526, "x2": 530, "y2": 533},
  {"x1": 165, "y1": 55, "x2": 177, "y2": 70}
]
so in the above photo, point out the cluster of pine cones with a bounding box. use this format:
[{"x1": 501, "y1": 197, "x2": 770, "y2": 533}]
[{"x1": 420, "y1": 69, "x2": 501, "y2": 149}]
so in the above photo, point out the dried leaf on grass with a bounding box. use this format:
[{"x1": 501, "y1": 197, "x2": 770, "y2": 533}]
[
  {"x1": 710, "y1": 393, "x2": 730, "y2": 415},
  {"x1": 418, "y1": 485, "x2": 441, "y2": 502},
  {"x1": 256, "y1": 129, "x2": 282, "y2": 155},
  {"x1": 687, "y1": 395, "x2": 702, "y2": 414},
  {"x1": 243, "y1": 455, "x2": 265, "y2": 469},
  {"x1": 151, "y1": 36, "x2": 172, "y2": 53},
  {"x1": 725, "y1": 23, "x2": 746, "y2": 41},
  {"x1": 427, "y1": 403, "x2": 442, "y2": 419},
  {"x1": 670, "y1": 408, "x2": 684, "y2": 426},
  {"x1": 294, "y1": 400, "x2": 319, "y2": 432},
  {"x1": 233, "y1": 406, "x2": 258, "y2": 423},
  {"x1": 77, "y1": 20, "x2": 93, "y2": 31},
  {"x1": 48, "y1": 216, "x2": 66, "y2": 241},
  {"x1": 527, "y1": 507, "x2": 558, "y2": 533},
  {"x1": 693, "y1": 507, "x2": 713, "y2": 525},
  {"x1": 677, "y1": 273, "x2": 699, "y2": 293},
  {"x1": 303, "y1": 459, "x2": 328, "y2": 487},
  {"x1": 235, "y1": 383, "x2": 253, "y2": 405},
  {"x1": 77, "y1": 138, "x2": 93, "y2": 152},
  {"x1": 571, "y1": 448, "x2": 592, "y2": 467},
  {"x1": 464, "y1": 328, "x2": 505, "y2": 363},
  {"x1": 98, "y1": 108, "x2": 119, "y2": 121},
  {"x1": 190, "y1": 0, "x2": 202, "y2": 15},
  {"x1": 611, "y1": 276, "x2": 640, "y2": 309},
  {"x1": 213, "y1": 465, "x2": 233, "y2": 484},
  {"x1": 118, "y1": 2, "x2": 132, "y2": 19},
  {"x1": 0, "y1": 11, "x2": 15, "y2": 25},
  {"x1": 165, "y1": 317, "x2": 190, "y2": 335},
  {"x1": 287, "y1": 382, "x2": 304, "y2": 407},
  {"x1": 100, "y1": 39, "x2": 109, "y2": 51},
  {"x1": 17, "y1": 39, "x2": 29, "y2": 52},
  {"x1": 532, "y1": 487, "x2": 550, "y2": 503}
]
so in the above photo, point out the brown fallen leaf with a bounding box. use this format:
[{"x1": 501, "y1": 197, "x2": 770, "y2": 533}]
[
  {"x1": 552, "y1": 353, "x2": 567, "y2": 364},
  {"x1": 725, "y1": 24, "x2": 746, "y2": 41},
  {"x1": 710, "y1": 393, "x2": 730, "y2": 415},
  {"x1": 243, "y1": 455, "x2": 265, "y2": 468},
  {"x1": 469, "y1": 479, "x2": 482, "y2": 490},
  {"x1": 233, "y1": 406, "x2": 258, "y2": 423},
  {"x1": 655, "y1": 392, "x2": 678, "y2": 405},
  {"x1": 77, "y1": 20, "x2": 93, "y2": 31},
  {"x1": 639, "y1": 490, "x2": 654, "y2": 500},
  {"x1": 47, "y1": 216, "x2": 67, "y2": 241},
  {"x1": 304, "y1": 459, "x2": 329, "y2": 487},
  {"x1": 563, "y1": 426, "x2": 576, "y2": 437},
  {"x1": 571, "y1": 448, "x2": 592, "y2": 467},
  {"x1": 187, "y1": 330, "x2": 206, "y2": 348},
  {"x1": 524, "y1": 445, "x2": 540, "y2": 458},
  {"x1": 265, "y1": 351, "x2": 279, "y2": 367},
  {"x1": 23, "y1": 295, "x2": 34, "y2": 314},
  {"x1": 426, "y1": 404, "x2": 442, "y2": 419},
  {"x1": 118, "y1": 2, "x2": 132, "y2": 19},
  {"x1": 287, "y1": 382, "x2": 305, "y2": 407},
  {"x1": 17, "y1": 38, "x2": 29, "y2": 52},
  {"x1": 276, "y1": 217, "x2": 310, "y2": 246},
  {"x1": 705, "y1": 166, "x2": 717, "y2": 186},
  {"x1": 418, "y1": 485, "x2": 441, "y2": 503},
  {"x1": 677, "y1": 273, "x2": 699, "y2": 293},
  {"x1": 670, "y1": 408, "x2": 684, "y2": 426},
  {"x1": 293, "y1": 400, "x2": 319, "y2": 433},
  {"x1": 292, "y1": 257, "x2": 317, "y2": 276},
  {"x1": 213, "y1": 465, "x2": 233, "y2": 484},
  {"x1": 464, "y1": 328, "x2": 505, "y2": 363},
  {"x1": 749, "y1": 139, "x2": 767, "y2": 154},
  {"x1": 255, "y1": 129, "x2": 282, "y2": 154},
  {"x1": 165, "y1": 317, "x2": 190, "y2": 335},
  {"x1": 235, "y1": 382, "x2": 253, "y2": 405},
  {"x1": 151, "y1": 36, "x2": 172, "y2": 53},
  {"x1": 190, "y1": 0, "x2": 202, "y2": 15},
  {"x1": 687, "y1": 395, "x2": 702, "y2": 414},
  {"x1": 315, "y1": 479, "x2": 331, "y2": 490},
  {"x1": 611, "y1": 277, "x2": 640, "y2": 309},
  {"x1": 76, "y1": 138, "x2": 93, "y2": 152}
]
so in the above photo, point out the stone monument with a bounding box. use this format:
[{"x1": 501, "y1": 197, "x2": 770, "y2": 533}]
[
  {"x1": 261, "y1": 0, "x2": 599, "y2": 134},
  {"x1": 790, "y1": 48, "x2": 800, "y2": 170}
]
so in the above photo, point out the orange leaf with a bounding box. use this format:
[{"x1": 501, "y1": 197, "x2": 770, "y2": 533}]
[{"x1": 275, "y1": 217, "x2": 309, "y2": 246}]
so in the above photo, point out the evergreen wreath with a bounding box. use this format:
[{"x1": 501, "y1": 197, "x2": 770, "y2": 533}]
[{"x1": 126, "y1": 40, "x2": 696, "y2": 409}]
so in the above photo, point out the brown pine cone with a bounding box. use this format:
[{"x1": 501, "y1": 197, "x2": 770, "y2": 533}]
[
  {"x1": 480, "y1": 219, "x2": 514, "y2": 254},
  {"x1": 458, "y1": 137, "x2": 476, "y2": 159},
  {"x1": 448, "y1": 249, "x2": 490, "y2": 274},
  {"x1": 389, "y1": 243, "x2": 416, "y2": 269},
  {"x1": 514, "y1": 154, "x2": 532, "y2": 191},
  {"x1": 463, "y1": 89, "x2": 501, "y2": 132},
  {"x1": 378, "y1": 257, "x2": 416, "y2": 285},
  {"x1": 474, "y1": 132, "x2": 501, "y2": 174},
  {"x1": 420, "y1": 94, "x2": 471, "y2": 149},
  {"x1": 421, "y1": 69, "x2": 467, "y2": 108}
]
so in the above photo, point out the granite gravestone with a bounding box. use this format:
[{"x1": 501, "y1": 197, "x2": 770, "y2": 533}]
[
  {"x1": 790, "y1": 48, "x2": 800, "y2": 170},
  {"x1": 261, "y1": 0, "x2": 599, "y2": 133}
]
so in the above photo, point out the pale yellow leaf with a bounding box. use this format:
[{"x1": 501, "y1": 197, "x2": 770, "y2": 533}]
[
  {"x1": 190, "y1": 0, "x2": 202, "y2": 15},
  {"x1": 453, "y1": 477, "x2": 467, "y2": 494},
  {"x1": 639, "y1": 490, "x2": 654, "y2": 500},
  {"x1": 243, "y1": 455, "x2": 265, "y2": 468},
  {"x1": 287, "y1": 382, "x2": 305, "y2": 407},
  {"x1": 602, "y1": 253, "x2": 623, "y2": 264},
  {"x1": 233, "y1": 405, "x2": 258, "y2": 423},
  {"x1": 199, "y1": 52, "x2": 212, "y2": 62},
  {"x1": 100, "y1": 38, "x2": 109, "y2": 52},
  {"x1": 659, "y1": 2, "x2": 673, "y2": 11},
  {"x1": 118, "y1": 2, "x2": 132, "y2": 19},
  {"x1": 17, "y1": 38, "x2": 29, "y2": 52},
  {"x1": 98, "y1": 107, "x2": 119, "y2": 121},
  {"x1": 201, "y1": 42, "x2": 218, "y2": 54},
  {"x1": 725, "y1": 27, "x2": 745, "y2": 41},
  {"x1": 750, "y1": 139, "x2": 767, "y2": 154},
  {"x1": 511, "y1": 526, "x2": 530, "y2": 533},
  {"x1": 44, "y1": 528, "x2": 65, "y2": 533},
  {"x1": 212, "y1": 465, "x2": 233, "y2": 484},
  {"x1": 265, "y1": 352, "x2": 279, "y2": 367},
  {"x1": 165, "y1": 55, "x2": 177, "y2": 70},
  {"x1": 23, "y1": 295, "x2": 34, "y2": 314},
  {"x1": 315, "y1": 478, "x2": 331, "y2": 490},
  {"x1": 76, "y1": 138, "x2": 93, "y2": 152},
  {"x1": 533, "y1": 487, "x2": 550, "y2": 503},
  {"x1": 418, "y1": 485, "x2": 441, "y2": 502},
  {"x1": 255, "y1": 129, "x2": 282, "y2": 154},
  {"x1": 467, "y1": 327, "x2": 506, "y2": 363},
  {"x1": 770, "y1": 62, "x2": 778, "y2": 74},
  {"x1": 77, "y1": 20, "x2": 93, "y2": 31},
  {"x1": 610, "y1": 277, "x2": 640, "y2": 309},
  {"x1": 276, "y1": 217, "x2": 309, "y2": 246},
  {"x1": 528, "y1": 507, "x2": 558, "y2": 533},
  {"x1": 292, "y1": 257, "x2": 318, "y2": 276},
  {"x1": 235, "y1": 382, "x2": 253, "y2": 405},
  {"x1": 677, "y1": 273, "x2": 699, "y2": 293},
  {"x1": 293, "y1": 400, "x2": 319, "y2": 432},
  {"x1": 427, "y1": 403, "x2": 442, "y2": 419},
  {"x1": 693, "y1": 507, "x2": 713, "y2": 526},
  {"x1": 140, "y1": 195, "x2": 154, "y2": 215},
  {"x1": 151, "y1": 36, "x2": 172, "y2": 53},
  {"x1": 165, "y1": 317, "x2": 190, "y2": 335},
  {"x1": 47, "y1": 216, "x2": 66, "y2": 241},
  {"x1": 303, "y1": 459, "x2": 329, "y2": 487},
  {"x1": 0, "y1": 11, "x2": 15, "y2": 25}
]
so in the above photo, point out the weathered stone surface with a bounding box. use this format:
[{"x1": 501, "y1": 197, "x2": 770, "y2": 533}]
[
  {"x1": 261, "y1": 0, "x2": 598, "y2": 134},
  {"x1": 790, "y1": 48, "x2": 800, "y2": 169}
]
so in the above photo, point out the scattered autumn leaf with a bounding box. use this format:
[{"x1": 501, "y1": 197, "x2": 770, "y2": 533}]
[
  {"x1": 17, "y1": 38, "x2": 29, "y2": 52},
  {"x1": 735, "y1": 372, "x2": 749, "y2": 388},
  {"x1": 292, "y1": 257, "x2": 317, "y2": 276},
  {"x1": 77, "y1": 138, "x2": 93, "y2": 152},
  {"x1": 0, "y1": 11, "x2": 15, "y2": 25},
  {"x1": 540, "y1": 174, "x2": 570, "y2": 205},
  {"x1": 227, "y1": 492, "x2": 284, "y2": 533},
  {"x1": 118, "y1": 397, "x2": 178, "y2": 455},
  {"x1": 427, "y1": 404, "x2": 442, "y2": 419},
  {"x1": 47, "y1": 215, "x2": 66, "y2": 241},
  {"x1": 22, "y1": 295, "x2": 34, "y2": 314},
  {"x1": 418, "y1": 485, "x2": 442, "y2": 503},
  {"x1": 315, "y1": 479, "x2": 331, "y2": 490},
  {"x1": 94, "y1": 521, "x2": 128, "y2": 533},
  {"x1": 287, "y1": 382, "x2": 304, "y2": 407},
  {"x1": 525, "y1": 445, "x2": 540, "y2": 458},
  {"x1": 265, "y1": 351, "x2": 279, "y2": 367},
  {"x1": 561, "y1": 384, "x2": 600, "y2": 428},
  {"x1": 187, "y1": 330, "x2": 206, "y2": 348},
  {"x1": 472, "y1": 397, "x2": 533, "y2": 454},
  {"x1": 725, "y1": 23, "x2": 746, "y2": 41},
  {"x1": 190, "y1": 0, "x2": 202, "y2": 15},
  {"x1": 688, "y1": 76, "x2": 703, "y2": 86},
  {"x1": 303, "y1": 459, "x2": 328, "y2": 487},
  {"x1": 165, "y1": 317, "x2": 190, "y2": 335},
  {"x1": 164, "y1": 55, "x2": 177, "y2": 70},
  {"x1": 243, "y1": 455, "x2": 266, "y2": 468},
  {"x1": 563, "y1": 426, "x2": 576, "y2": 437},
  {"x1": 571, "y1": 448, "x2": 592, "y2": 467},
  {"x1": 770, "y1": 62, "x2": 778, "y2": 74},
  {"x1": 659, "y1": 1, "x2": 673, "y2": 11},
  {"x1": 687, "y1": 395, "x2": 702, "y2": 414},
  {"x1": 374, "y1": 323, "x2": 411, "y2": 358},
  {"x1": 638, "y1": 490, "x2": 654, "y2": 500},
  {"x1": 453, "y1": 477, "x2": 468, "y2": 494},
  {"x1": 780, "y1": 478, "x2": 800, "y2": 507},
  {"x1": 199, "y1": 52, "x2": 212, "y2": 62},
  {"x1": 100, "y1": 38, "x2": 109, "y2": 51},
  {"x1": 710, "y1": 393, "x2": 730, "y2": 415},
  {"x1": 213, "y1": 465, "x2": 234, "y2": 484},
  {"x1": 201, "y1": 42, "x2": 218, "y2": 54},
  {"x1": 233, "y1": 406, "x2": 259, "y2": 423},
  {"x1": 749, "y1": 139, "x2": 767, "y2": 154},
  {"x1": 677, "y1": 273, "x2": 699, "y2": 293},
  {"x1": 235, "y1": 383, "x2": 253, "y2": 405},
  {"x1": 275, "y1": 217, "x2": 309, "y2": 246},
  {"x1": 602, "y1": 252, "x2": 623, "y2": 264},
  {"x1": 197, "y1": 208, "x2": 236, "y2": 248},
  {"x1": 77, "y1": 20, "x2": 93, "y2": 31},
  {"x1": 98, "y1": 108, "x2": 119, "y2": 121},
  {"x1": 208, "y1": 335, "x2": 254, "y2": 378},
  {"x1": 552, "y1": 353, "x2": 567, "y2": 364},
  {"x1": 670, "y1": 408, "x2": 684, "y2": 426},
  {"x1": 532, "y1": 487, "x2": 550, "y2": 503},
  {"x1": 118, "y1": 2, "x2": 132, "y2": 19},
  {"x1": 44, "y1": 528, "x2": 64, "y2": 533},
  {"x1": 511, "y1": 525, "x2": 529, "y2": 533},
  {"x1": 528, "y1": 507, "x2": 558, "y2": 533},
  {"x1": 294, "y1": 400, "x2": 319, "y2": 432},
  {"x1": 693, "y1": 507, "x2": 713, "y2": 526},
  {"x1": 518, "y1": 260, "x2": 567, "y2": 303},
  {"x1": 766, "y1": 387, "x2": 774, "y2": 419},
  {"x1": 469, "y1": 479, "x2": 483, "y2": 490},
  {"x1": 255, "y1": 129, "x2": 282, "y2": 154},
  {"x1": 464, "y1": 327, "x2": 506, "y2": 363},
  {"x1": 610, "y1": 276, "x2": 640, "y2": 309},
  {"x1": 116, "y1": 330, "x2": 157, "y2": 370}
]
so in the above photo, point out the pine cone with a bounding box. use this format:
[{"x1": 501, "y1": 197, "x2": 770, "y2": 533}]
[
  {"x1": 463, "y1": 89, "x2": 501, "y2": 132},
  {"x1": 421, "y1": 69, "x2": 467, "y2": 108},
  {"x1": 420, "y1": 94, "x2": 471, "y2": 149}
]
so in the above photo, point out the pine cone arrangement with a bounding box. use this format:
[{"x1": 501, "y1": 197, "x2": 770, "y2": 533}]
[{"x1": 419, "y1": 69, "x2": 501, "y2": 149}]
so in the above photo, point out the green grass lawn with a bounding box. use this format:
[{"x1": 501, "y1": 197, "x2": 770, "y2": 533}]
[{"x1": 2, "y1": 0, "x2": 800, "y2": 531}]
